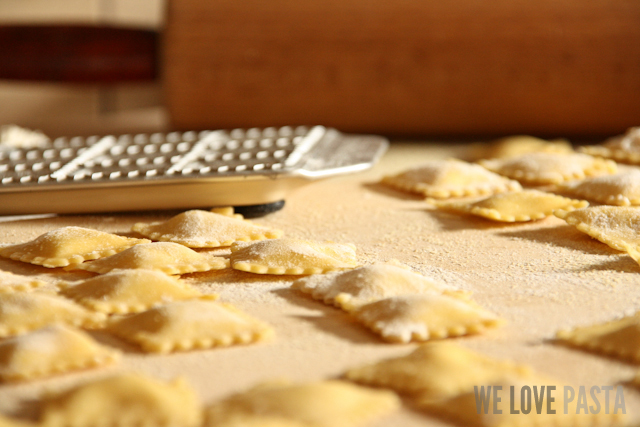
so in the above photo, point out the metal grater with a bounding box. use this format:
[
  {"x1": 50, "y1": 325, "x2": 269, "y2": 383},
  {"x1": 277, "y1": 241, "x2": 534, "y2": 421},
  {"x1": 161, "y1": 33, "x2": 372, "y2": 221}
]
[{"x1": 0, "y1": 126, "x2": 388, "y2": 216}]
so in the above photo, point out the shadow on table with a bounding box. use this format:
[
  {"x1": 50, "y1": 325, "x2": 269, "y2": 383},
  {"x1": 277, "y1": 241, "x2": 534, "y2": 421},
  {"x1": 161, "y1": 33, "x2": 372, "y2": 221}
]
[{"x1": 497, "y1": 224, "x2": 621, "y2": 256}]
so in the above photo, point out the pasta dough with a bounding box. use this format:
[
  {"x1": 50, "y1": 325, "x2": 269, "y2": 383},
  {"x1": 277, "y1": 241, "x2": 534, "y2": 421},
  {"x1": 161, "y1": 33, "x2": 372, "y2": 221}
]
[
  {"x1": 0, "y1": 293, "x2": 105, "y2": 338},
  {"x1": 558, "y1": 170, "x2": 640, "y2": 206},
  {"x1": 132, "y1": 209, "x2": 283, "y2": 248},
  {"x1": 434, "y1": 190, "x2": 588, "y2": 222},
  {"x1": 0, "y1": 270, "x2": 46, "y2": 293},
  {"x1": 0, "y1": 227, "x2": 149, "y2": 268},
  {"x1": 483, "y1": 135, "x2": 573, "y2": 159},
  {"x1": 344, "y1": 342, "x2": 531, "y2": 398},
  {"x1": 556, "y1": 313, "x2": 640, "y2": 363},
  {"x1": 230, "y1": 239, "x2": 358, "y2": 275},
  {"x1": 554, "y1": 206, "x2": 640, "y2": 252},
  {"x1": 381, "y1": 159, "x2": 522, "y2": 198},
  {"x1": 580, "y1": 127, "x2": 640, "y2": 164},
  {"x1": 108, "y1": 297, "x2": 273, "y2": 353},
  {"x1": 58, "y1": 269, "x2": 203, "y2": 314},
  {"x1": 349, "y1": 294, "x2": 503, "y2": 343},
  {"x1": 479, "y1": 152, "x2": 617, "y2": 185},
  {"x1": 204, "y1": 380, "x2": 400, "y2": 427},
  {"x1": 41, "y1": 373, "x2": 202, "y2": 427},
  {"x1": 69, "y1": 242, "x2": 229, "y2": 275},
  {"x1": 292, "y1": 263, "x2": 468, "y2": 310},
  {"x1": 0, "y1": 325, "x2": 119, "y2": 382}
]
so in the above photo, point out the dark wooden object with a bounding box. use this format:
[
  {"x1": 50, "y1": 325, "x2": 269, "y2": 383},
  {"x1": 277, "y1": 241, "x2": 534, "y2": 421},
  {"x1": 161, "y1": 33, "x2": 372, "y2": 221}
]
[
  {"x1": 163, "y1": 0, "x2": 640, "y2": 137},
  {"x1": 0, "y1": 25, "x2": 158, "y2": 83}
]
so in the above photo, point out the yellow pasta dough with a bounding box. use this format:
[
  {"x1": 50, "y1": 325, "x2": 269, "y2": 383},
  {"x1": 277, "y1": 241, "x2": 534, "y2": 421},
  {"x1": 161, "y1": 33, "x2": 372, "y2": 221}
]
[
  {"x1": 0, "y1": 292, "x2": 105, "y2": 338},
  {"x1": 349, "y1": 294, "x2": 503, "y2": 343},
  {"x1": 0, "y1": 325, "x2": 119, "y2": 382},
  {"x1": 556, "y1": 312, "x2": 640, "y2": 363},
  {"x1": 434, "y1": 190, "x2": 588, "y2": 222},
  {"x1": 554, "y1": 206, "x2": 640, "y2": 252},
  {"x1": 68, "y1": 242, "x2": 229, "y2": 275},
  {"x1": 0, "y1": 226, "x2": 150, "y2": 268},
  {"x1": 204, "y1": 380, "x2": 400, "y2": 427},
  {"x1": 131, "y1": 209, "x2": 283, "y2": 248},
  {"x1": 484, "y1": 135, "x2": 574, "y2": 159},
  {"x1": 558, "y1": 169, "x2": 640, "y2": 206},
  {"x1": 58, "y1": 269, "x2": 203, "y2": 314},
  {"x1": 381, "y1": 159, "x2": 522, "y2": 199},
  {"x1": 344, "y1": 342, "x2": 531, "y2": 398},
  {"x1": 580, "y1": 127, "x2": 640, "y2": 164},
  {"x1": 230, "y1": 239, "x2": 358, "y2": 275},
  {"x1": 292, "y1": 263, "x2": 468, "y2": 310},
  {"x1": 108, "y1": 297, "x2": 273, "y2": 353},
  {"x1": 41, "y1": 373, "x2": 202, "y2": 427},
  {"x1": 0, "y1": 414, "x2": 37, "y2": 427},
  {"x1": 479, "y1": 152, "x2": 617, "y2": 185},
  {"x1": 0, "y1": 270, "x2": 46, "y2": 293}
]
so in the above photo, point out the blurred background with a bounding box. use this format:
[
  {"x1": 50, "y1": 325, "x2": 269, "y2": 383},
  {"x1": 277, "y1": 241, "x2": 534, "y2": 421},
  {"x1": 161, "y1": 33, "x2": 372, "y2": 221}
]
[{"x1": 0, "y1": 0, "x2": 639, "y2": 139}]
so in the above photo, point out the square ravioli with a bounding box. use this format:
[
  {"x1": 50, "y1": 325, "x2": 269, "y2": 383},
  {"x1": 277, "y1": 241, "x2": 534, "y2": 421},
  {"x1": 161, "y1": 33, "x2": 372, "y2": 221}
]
[
  {"x1": 131, "y1": 209, "x2": 283, "y2": 248},
  {"x1": 483, "y1": 135, "x2": 574, "y2": 159},
  {"x1": 230, "y1": 239, "x2": 358, "y2": 275},
  {"x1": 556, "y1": 312, "x2": 640, "y2": 363},
  {"x1": 348, "y1": 294, "x2": 503, "y2": 343},
  {"x1": 204, "y1": 380, "x2": 400, "y2": 427},
  {"x1": 292, "y1": 263, "x2": 468, "y2": 310},
  {"x1": 554, "y1": 206, "x2": 640, "y2": 252},
  {"x1": 68, "y1": 242, "x2": 229, "y2": 275},
  {"x1": 41, "y1": 373, "x2": 202, "y2": 427},
  {"x1": 580, "y1": 127, "x2": 640, "y2": 164},
  {"x1": 434, "y1": 190, "x2": 588, "y2": 222},
  {"x1": 559, "y1": 169, "x2": 640, "y2": 206},
  {"x1": 479, "y1": 152, "x2": 617, "y2": 185},
  {"x1": 0, "y1": 325, "x2": 119, "y2": 382},
  {"x1": 108, "y1": 297, "x2": 273, "y2": 353},
  {"x1": 0, "y1": 292, "x2": 106, "y2": 338},
  {"x1": 0, "y1": 226, "x2": 150, "y2": 268},
  {"x1": 381, "y1": 159, "x2": 522, "y2": 199},
  {"x1": 344, "y1": 342, "x2": 532, "y2": 398},
  {"x1": 58, "y1": 269, "x2": 203, "y2": 314},
  {"x1": 0, "y1": 270, "x2": 46, "y2": 293}
]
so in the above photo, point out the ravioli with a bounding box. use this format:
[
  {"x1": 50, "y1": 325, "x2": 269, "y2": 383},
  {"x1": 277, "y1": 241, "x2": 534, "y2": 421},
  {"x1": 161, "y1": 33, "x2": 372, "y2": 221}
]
[
  {"x1": 292, "y1": 264, "x2": 468, "y2": 310},
  {"x1": 230, "y1": 239, "x2": 358, "y2": 275},
  {"x1": 484, "y1": 135, "x2": 574, "y2": 159},
  {"x1": 0, "y1": 325, "x2": 119, "y2": 382},
  {"x1": 41, "y1": 373, "x2": 202, "y2": 427},
  {"x1": 559, "y1": 170, "x2": 640, "y2": 206},
  {"x1": 381, "y1": 159, "x2": 522, "y2": 198},
  {"x1": 108, "y1": 297, "x2": 273, "y2": 353},
  {"x1": 0, "y1": 270, "x2": 46, "y2": 293},
  {"x1": 580, "y1": 127, "x2": 640, "y2": 164},
  {"x1": 554, "y1": 206, "x2": 640, "y2": 252},
  {"x1": 0, "y1": 226, "x2": 150, "y2": 268},
  {"x1": 344, "y1": 342, "x2": 531, "y2": 398},
  {"x1": 479, "y1": 152, "x2": 617, "y2": 185},
  {"x1": 132, "y1": 209, "x2": 283, "y2": 248},
  {"x1": 204, "y1": 380, "x2": 400, "y2": 427},
  {"x1": 556, "y1": 313, "x2": 640, "y2": 363},
  {"x1": 0, "y1": 292, "x2": 106, "y2": 338},
  {"x1": 349, "y1": 294, "x2": 503, "y2": 343},
  {"x1": 59, "y1": 269, "x2": 203, "y2": 314},
  {"x1": 434, "y1": 190, "x2": 588, "y2": 222},
  {"x1": 69, "y1": 242, "x2": 229, "y2": 275}
]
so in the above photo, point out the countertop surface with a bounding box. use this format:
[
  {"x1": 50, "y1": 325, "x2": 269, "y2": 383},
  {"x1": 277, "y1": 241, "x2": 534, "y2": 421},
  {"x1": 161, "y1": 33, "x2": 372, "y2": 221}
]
[{"x1": 0, "y1": 141, "x2": 638, "y2": 425}]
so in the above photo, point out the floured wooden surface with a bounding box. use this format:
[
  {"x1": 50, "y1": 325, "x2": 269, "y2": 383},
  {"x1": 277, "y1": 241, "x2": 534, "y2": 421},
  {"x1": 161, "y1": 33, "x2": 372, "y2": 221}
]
[{"x1": 1, "y1": 142, "x2": 640, "y2": 425}]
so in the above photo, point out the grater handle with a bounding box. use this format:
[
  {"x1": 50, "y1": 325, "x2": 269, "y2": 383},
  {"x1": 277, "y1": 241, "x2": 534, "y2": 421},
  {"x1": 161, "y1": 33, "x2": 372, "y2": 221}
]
[{"x1": 291, "y1": 128, "x2": 389, "y2": 178}]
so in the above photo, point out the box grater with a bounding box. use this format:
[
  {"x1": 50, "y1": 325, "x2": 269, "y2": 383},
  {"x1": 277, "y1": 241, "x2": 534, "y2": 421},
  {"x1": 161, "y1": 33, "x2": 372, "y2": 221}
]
[{"x1": 0, "y1": 126, "x2": 387, "y2": 216}]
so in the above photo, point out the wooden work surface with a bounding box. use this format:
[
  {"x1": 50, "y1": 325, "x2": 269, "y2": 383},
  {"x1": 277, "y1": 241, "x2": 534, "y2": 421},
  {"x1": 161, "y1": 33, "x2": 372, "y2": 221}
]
[{"x1": 0, "y1": 141, "x2": 639, "y2": 425}]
